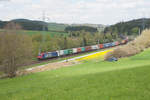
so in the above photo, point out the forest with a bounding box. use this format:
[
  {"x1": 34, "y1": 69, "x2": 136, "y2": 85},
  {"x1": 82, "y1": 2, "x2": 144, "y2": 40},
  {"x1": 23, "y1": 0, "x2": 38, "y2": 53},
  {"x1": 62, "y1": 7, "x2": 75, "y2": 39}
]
[
  {"x1": 0, "y1": 19, "x2": 48, "y2": 31},
  {"x1": 104, "y1": 18, "x2": 150, "y2": 36},
  {"x1": 65, "y1": 26, "x2": 98, "y2": 33}
]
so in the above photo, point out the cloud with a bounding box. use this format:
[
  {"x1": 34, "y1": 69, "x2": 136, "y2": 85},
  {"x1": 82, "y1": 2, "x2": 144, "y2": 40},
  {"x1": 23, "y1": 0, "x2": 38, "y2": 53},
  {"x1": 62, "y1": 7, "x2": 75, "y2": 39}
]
[{"x1": 0, "y1": 0, "x2": 150, "y2": 24}]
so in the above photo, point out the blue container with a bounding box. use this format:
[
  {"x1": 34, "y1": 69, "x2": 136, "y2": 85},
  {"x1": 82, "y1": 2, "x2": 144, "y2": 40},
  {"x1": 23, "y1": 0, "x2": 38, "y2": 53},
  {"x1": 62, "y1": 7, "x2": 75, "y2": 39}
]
[
  {"x1": 104, "y1": 43, "x2": 109, "y2": 48},
  {"x1": 109, "y1": 43, "x2": 113, "y2": 47},
  {"x1": 112, "y1": 42, "x2": 116, "y2": 46},
  {"x1": 104, "y1": 43, "x2": 112, "y2": 48},
  {"x1": 103, "y1": 44, "x2": 106, "y2": 48}
]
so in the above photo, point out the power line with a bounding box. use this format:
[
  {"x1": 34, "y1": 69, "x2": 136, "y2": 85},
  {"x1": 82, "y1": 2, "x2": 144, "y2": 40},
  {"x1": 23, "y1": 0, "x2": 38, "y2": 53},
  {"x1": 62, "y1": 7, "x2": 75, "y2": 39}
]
[
  {"x1": 42, "y1": 11, "x2": 46, "y2": 45},
  {"x1": 39, "y1": 11, "x2": 49, "y2": 54},
  {"x1": 142, "y1": 18, "x2": 145, "y2": 31}
]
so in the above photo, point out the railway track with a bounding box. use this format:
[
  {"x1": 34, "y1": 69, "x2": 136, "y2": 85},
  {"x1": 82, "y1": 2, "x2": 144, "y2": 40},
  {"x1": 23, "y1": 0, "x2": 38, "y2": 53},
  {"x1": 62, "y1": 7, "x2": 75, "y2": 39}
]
[
  {"x1": 21, "y1": 50, "x2": 99, "y2": 67},
  {"x1": 25, "y1": 49, "x2": 113, "y2": 73},
  {"x1": 21, "y1": 41, "x2": 129, "y2": 69}
]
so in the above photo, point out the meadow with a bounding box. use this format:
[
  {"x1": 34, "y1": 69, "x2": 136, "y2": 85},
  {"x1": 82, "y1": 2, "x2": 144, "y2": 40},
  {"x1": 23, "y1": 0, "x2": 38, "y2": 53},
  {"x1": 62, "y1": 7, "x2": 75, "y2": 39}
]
[
  {"x1": 48, "y1": 23, "x2": 67, "y2": 32},
  {"x1": 0, "y1": 29, "x2": 68, "y2": 37},
  {"x1": 0, "y1": 48, "x2": 150, "y2": 100},
  {"x1": 23, "y1": 30, "x2": 68, "y2": 37}
]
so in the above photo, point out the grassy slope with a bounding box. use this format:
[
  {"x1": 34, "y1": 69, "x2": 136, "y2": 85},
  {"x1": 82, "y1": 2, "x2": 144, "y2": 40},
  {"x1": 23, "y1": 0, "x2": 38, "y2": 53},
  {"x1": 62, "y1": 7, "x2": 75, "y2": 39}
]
[
  {"x1": 0, "y1": 29, "x2": 68, "y2": 37},
  {"x1": 0, "y1": 49, "x2": 150, "y2": 100},
  {"x1": 48, "y1": 23, "x2": 67, "y2": 31},
  {"x1": 23, "y1": 30, "x2": 68, "y2": 37}
]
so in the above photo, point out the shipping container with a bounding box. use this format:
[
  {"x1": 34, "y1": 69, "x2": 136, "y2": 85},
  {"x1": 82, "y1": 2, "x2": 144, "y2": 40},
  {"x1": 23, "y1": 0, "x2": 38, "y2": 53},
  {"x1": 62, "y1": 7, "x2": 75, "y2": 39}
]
[
  {"x1": 59, "y1": 50, "x2": 64, "y2": 56},
  {"x1": 103, "y1": 43, "x2": 111, "y2": 48},
  {"x1": 64, "y1": 50, "x2": 69, "y2": 55},
  {"x1": 91, "y1": 45, "x2": 99, "y2": 50},
  {"x1": 111, "y1": 42, "x2": 114, "y2": 47},
  {"x1": 81, "y1": 47, "x2": 85, "y2": 52},
  {"x1": 73, "y1": 48, "x2": 77, "y2": 53},
  {"x1": 85, "y1": 46, "x2": 92, "y2": 51},
  {"x1": 99, "y1": 44, "x2": 103, "y2": 49},
  {"x1": 109, "y1": 43, "x2": 113, "y2": 47},
  {"x1": 68, "y1": 49, "x2": 73, "y2": 54},
  {"x1": 112, "y1": 42, "x2": 116, "y2": 47},
  {"x1": 115, "y1": 41, "x2": 119, "y2": 46},
  {"x1": 121, "y1": 40, "x2": 126, "y2": 44},
  {"x1": 77, "y1": 47, "x2": 82, "y2": 53},
  {"x1": 124, "y1": 39, "x2": 128, "y2": 44}
]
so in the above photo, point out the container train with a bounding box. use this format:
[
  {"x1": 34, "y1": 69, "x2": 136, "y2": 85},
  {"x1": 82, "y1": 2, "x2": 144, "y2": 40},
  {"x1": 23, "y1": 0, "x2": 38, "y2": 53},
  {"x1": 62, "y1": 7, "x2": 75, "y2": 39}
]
[{"x1": 37, "y1": 39, "x2": 128, "y2": 60}]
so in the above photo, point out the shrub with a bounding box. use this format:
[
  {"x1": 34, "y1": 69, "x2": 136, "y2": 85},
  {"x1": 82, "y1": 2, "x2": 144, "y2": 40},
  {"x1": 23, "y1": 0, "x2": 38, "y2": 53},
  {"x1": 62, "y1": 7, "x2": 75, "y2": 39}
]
[{"x1": 105, "y1": 29, "x2": 150, "y2": 60}]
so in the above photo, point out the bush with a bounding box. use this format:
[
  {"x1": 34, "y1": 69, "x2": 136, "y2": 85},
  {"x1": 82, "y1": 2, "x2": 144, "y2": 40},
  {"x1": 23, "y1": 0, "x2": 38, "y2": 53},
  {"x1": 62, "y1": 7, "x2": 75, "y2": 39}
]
[{"x1": 105, "y1": 30, "x2": 150, "y2": 60}]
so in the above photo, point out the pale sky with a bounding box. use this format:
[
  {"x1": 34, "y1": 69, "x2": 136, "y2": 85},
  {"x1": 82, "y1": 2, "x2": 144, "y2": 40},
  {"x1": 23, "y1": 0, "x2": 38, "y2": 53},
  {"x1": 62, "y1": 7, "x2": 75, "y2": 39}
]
[{"x1": 0, "y1": 0, "x2": 150, "y2": 25}]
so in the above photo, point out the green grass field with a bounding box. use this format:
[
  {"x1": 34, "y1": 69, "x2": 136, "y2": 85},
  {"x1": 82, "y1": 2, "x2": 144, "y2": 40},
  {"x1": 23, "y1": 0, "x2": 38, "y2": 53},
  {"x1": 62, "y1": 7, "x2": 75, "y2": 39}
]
[
  {"x1": 48, "y1": 23, "x2": 67, "y2": 31},
  {"x1": 0, "y1": 49, "x2": 150, "y2": 100},
  {"x1": 0, "y1": 29, "x2": 68, "y2": 37},
  {"x1": 23, "y1": 30, "x2": 68, "y2": 37}
]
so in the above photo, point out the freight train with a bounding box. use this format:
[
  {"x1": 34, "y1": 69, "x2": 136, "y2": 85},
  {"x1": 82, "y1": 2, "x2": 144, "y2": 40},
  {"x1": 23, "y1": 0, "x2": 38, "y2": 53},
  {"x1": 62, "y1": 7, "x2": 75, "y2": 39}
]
[{"x1": 37, "y1": 39, "x2": 128, "y2": 60}]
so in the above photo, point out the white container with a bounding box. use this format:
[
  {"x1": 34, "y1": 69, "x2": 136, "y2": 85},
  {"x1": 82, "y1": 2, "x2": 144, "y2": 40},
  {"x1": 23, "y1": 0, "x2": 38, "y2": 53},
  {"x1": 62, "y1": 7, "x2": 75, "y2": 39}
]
[
  {"x1": 73, "y1": 48, "x2": 77, "y2": 53},
  {"x1": 59, "y1": 50, "x2": 64, "y2": 56},
  {"x1": 91, "y1": 45, "x2": 99, "y2": 50}
]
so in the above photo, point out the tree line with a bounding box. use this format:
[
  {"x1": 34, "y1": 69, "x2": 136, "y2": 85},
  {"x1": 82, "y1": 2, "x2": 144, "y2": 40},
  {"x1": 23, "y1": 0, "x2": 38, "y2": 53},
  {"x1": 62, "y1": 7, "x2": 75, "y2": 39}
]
[
  {"x1": 65, "y1": 26, "x2": 98, "y2": 33},
  {"x1": 0, "y1": 19, "x2": 48, "y2": 31},
  {"x1": 104, "y1": 18, "x2": 150, "y2": 36}
]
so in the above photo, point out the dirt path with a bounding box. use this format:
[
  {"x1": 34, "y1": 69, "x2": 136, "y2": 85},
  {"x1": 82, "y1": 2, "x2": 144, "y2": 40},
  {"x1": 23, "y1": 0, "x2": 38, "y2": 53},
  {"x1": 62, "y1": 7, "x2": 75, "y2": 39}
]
[{"x1": 17, "y1": 61, "x2": 79, "y2": 76}]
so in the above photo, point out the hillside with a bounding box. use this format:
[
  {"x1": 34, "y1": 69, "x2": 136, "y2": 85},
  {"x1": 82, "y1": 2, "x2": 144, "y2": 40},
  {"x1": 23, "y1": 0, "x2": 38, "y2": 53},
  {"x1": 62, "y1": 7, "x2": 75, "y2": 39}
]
[
  {"x1": 71, "y1": 23, "x2": 106, "y2": 32},
  {"x1": 0, "y1": 19, "x2": 48, "y2": 31},
  {"x1": 64, "y1": 26, "x2": 98, "y2": 33},
  {"x1": 0, "y1": 48, "x2": 150, "y2": 100},
  {"x1": 48, "y1": 23, "x2": 106, "y2": 32},
  {"x1": 0, "y1": 19, "x2": 106, "y2": 32},
  {"x1": 48, "y1": 23, "x2": 68, "y2": 32},
  {"x1": 104, "y1": 18, "x2": 150, "y2": 36}
]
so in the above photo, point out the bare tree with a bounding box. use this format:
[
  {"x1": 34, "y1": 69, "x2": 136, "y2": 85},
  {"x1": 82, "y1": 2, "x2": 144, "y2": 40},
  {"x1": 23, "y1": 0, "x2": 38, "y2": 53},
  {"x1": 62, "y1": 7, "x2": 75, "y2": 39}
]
[{"x1": 0, "y1": 22, "x2": 33, "y2": 78}]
